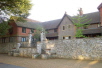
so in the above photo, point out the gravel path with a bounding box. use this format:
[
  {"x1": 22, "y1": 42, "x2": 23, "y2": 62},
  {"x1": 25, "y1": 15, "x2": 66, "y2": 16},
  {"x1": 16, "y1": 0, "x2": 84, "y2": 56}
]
[{"x1": 0, "y1": 54, "x2": 102, "y2": 68}]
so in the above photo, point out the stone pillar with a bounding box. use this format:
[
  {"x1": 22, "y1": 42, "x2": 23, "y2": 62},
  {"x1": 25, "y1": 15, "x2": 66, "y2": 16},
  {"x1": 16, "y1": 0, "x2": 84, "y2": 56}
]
[
  {"x1": 28, "y1": 32, "x2": 32, "y2": 47},
  {"x1": 41, "y1": 28, "x2": 47, "y2": 42}
]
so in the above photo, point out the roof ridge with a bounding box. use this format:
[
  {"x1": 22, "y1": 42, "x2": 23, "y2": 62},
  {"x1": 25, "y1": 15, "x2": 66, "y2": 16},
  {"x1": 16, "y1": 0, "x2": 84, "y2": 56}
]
[
  {"x1": 42, "y1": 19, "x2": 61, "y2": 23},
  {"x1": 82, "y1": 11, "x2": 99, "y2": 15}
]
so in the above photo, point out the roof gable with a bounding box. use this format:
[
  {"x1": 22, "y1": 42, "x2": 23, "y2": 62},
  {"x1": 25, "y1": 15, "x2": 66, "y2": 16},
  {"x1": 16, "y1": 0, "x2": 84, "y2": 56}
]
[
  {"x1": 57, "y1": 13, "x2": 73, "y2": 27},
  {"x1": 42, "y1": 13, "x2": 73, "y2": 30}
]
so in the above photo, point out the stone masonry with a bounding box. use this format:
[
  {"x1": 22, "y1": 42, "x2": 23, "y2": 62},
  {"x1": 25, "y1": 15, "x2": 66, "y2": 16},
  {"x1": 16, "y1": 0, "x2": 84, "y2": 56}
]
[{"x1": 45, "y1": 37, "x2": 102, "y2": 60}]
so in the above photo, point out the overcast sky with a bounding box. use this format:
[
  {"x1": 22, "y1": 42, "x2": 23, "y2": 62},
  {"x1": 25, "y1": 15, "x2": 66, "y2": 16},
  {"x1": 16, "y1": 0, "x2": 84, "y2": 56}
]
[{"x1": 28, "y1": 0, "x2": 102, "y2": 22}]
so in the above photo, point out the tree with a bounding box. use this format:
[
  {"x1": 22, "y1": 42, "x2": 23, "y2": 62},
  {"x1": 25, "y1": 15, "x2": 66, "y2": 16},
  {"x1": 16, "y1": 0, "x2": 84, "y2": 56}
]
[
  {"x1": 0, "y1": 0, "x2": 32, "y2": 36},
  {"x1": 0, "y1": 0, "x2": 32, "y2": 18},
  {"x1": 33, "y1": 27, "x2": 42, "y2": 41},
  {"x1": 33, "y1": 26, "x2": 46, "y2": 42},
  {"x1": 72, "y1": 14, "x2": 91, "y2": 38},
  {"x1": 0, "y1": 21, "x2": 11, "y2": 36}
]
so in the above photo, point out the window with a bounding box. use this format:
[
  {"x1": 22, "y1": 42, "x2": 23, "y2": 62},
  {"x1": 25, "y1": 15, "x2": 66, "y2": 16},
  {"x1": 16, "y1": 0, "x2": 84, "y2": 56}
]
[
  {"x1": 63, "y1": 36, "x2": 71, "y2": 40},
  {"x1": 22, "y1": 27, "x2": 26, "y2": 33},
  {"x1": 2, "y1": 38, "x2": 5, "y2": 43},
  {"x1": 9, "y1": 27, "x2": 13, "y2": 34},
  {"x1": 68, "y1": 25, "x2": 71, "y2": 28},
  {"x1": 9, "y1": 37, "x2": 13, "y2": 42},
  {"x1": 21, "y1": 37, "x2": 26, "y2": 42},
  {"x1": 63, "y1": 37, "x2": 65, "y2": 39},
  {"x1": 30, "y1": 29, "x2": 34, "y2": 33},
  {"x1": 63, "y1": 26, "x2": 65, "y2": 30},
  {"x1": 69, "y1": 36, "x2": 71, "y2": 39},
  {"x1": 54, "y1": 29, "x2": 57, "y2": 32},
  {"x1": 98, "y1": 24, "x2": 100, "y2": 27}
]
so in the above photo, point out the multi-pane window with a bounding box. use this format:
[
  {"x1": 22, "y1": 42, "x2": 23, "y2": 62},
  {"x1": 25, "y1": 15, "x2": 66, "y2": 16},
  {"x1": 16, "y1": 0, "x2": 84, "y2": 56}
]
[
  {"x1": 9, "y1": 37, "x2": 13, "y2": 42},
  {"x1": 22, "y1": 27, "x2": 26, "y2": 33},
  {"x1": 21, "y1": 37, "x2": 26, "y2": 42}
]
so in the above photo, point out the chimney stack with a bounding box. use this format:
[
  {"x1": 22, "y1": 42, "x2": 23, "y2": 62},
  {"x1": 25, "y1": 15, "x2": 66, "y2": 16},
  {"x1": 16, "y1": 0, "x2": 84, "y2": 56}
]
[
  {"x1": 97, "y1": 3, "x2": 102, "y2": 26},
  {"x1": 79, "y1": 8, "x2": 83, "y2": 16}
]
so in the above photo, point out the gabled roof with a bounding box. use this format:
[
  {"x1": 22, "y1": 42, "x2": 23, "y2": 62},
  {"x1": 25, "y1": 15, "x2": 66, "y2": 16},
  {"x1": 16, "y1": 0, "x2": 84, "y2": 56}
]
[
  {"x1": 97, "y1": 3, "x2": 102, "y2": 10},
  {"x1": 26, "y1": 18, "x2": 40, "y2": 22},
  {"x1": 46, "y1": 32, "x2": 58, "y2": 37},
  {"x1": 83, "y1": 28, "x2": 102, "y2": 34},
  {"x1": 15, "y1": 18, "x2": 42, "y2": 29},
  {"x1": 13, "y1": 11, "x2": 100, "y2": 30},
  {"x1": 42, "y1": 19, "x2": 62, "y2": 30},
  {"x1": 42, "y1": 11, "x2": 100, "y2": 30},
  {"x1": 57, "y1": 13, "x2": 73, "y2": 27},
  {"x1": 83, "y1": 11, "x2": 100, "y2": 24},
  {"x1": 15, "y1": 22, "x2": 42, "y2": 29},
  {"x1": 42, "y1": 13, "x2": 73, "y2": 30},
  {"x1": 72, "y1": 11, "x2": 100, "y2": 24}
]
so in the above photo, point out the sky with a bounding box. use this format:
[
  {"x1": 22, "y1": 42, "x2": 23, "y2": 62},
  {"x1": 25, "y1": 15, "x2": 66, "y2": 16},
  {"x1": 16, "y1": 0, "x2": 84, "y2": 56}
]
[{"x1": 28, "y1": 0, "x2": 102, "y2": 22}]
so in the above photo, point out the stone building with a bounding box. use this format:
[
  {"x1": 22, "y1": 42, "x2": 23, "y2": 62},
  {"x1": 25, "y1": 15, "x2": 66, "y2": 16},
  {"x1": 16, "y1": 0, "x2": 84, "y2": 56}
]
[
  {"x1": 42, "y1": 3, "x2": 102, "y2": 40},
  {"x1": 0, "y1": 3, "x2": 102, "y2": 43}
]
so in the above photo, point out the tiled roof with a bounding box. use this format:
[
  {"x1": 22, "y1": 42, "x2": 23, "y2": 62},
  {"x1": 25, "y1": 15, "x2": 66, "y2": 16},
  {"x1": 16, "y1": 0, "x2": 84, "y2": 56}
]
[
  {"x1": 42, "y1": 11, "x2": 100, "y2": 30},
  {"x1": 83, "y1": 28, "x2": 102, "y2": 34},
  {"x1": 15, "y1": 22, "x2": 42, "y2": 29},
  {"x1": 46, "y1": 32, "x2": 58, "y2": 37},
  {"x1": 26, "y1": 18, "x2": 40, "y2": 22},
  {"x1": 15, "y1": 19, "x2": 42, "y2": 29},
  {"x1": 72, "y1": 11, "x2": 100, "y2": 24},
  {"x1": 42, "y1": 19, "x2": 62, "y2": 30},
  {"x1": 82, "y1": 12, "x2": 100, "y2": 24},
  {"x1": 14, "y1": 11, "x2": 100, "y2": 31}
]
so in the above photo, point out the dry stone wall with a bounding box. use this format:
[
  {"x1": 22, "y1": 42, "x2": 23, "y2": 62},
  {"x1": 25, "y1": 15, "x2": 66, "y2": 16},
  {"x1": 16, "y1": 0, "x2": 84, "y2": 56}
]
[{"x1": 46, "y1": 38, "x2": 102, "y2": 60}]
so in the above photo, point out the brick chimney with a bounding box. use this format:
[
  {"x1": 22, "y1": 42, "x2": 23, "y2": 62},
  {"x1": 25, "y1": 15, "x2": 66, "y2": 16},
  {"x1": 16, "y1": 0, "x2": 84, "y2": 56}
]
[
  {"x1": 79, "y1": 8, "x2": 83, "y2": 16},
  {"x1": 98, "y1": 3, "x2": 102, "y2": 26}
]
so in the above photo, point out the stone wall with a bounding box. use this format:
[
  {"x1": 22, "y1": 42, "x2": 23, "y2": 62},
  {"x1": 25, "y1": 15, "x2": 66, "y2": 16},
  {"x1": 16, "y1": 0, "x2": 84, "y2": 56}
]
[
  {"x1": 19, "y1": 48, "x2": 37, "y2": 57},
  {"x1": 0, "y1": 43, "x2": 17, "y2": 53},
  {"x1": 0, "y1": 42, "x2": 34, "y2": 53},
  {"x1": 45, "y1": 37, "x2": 102, "y2": 60}
]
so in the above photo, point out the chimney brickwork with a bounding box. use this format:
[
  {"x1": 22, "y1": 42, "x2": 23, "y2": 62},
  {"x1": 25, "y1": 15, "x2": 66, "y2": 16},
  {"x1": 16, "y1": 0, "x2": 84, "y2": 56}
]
[
  {"x1": 79, "y1": 8, "x2": 83, "y2": 16},
  {"x1": 98, "y1": 3, "x2": 102, "y2": 26}
]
